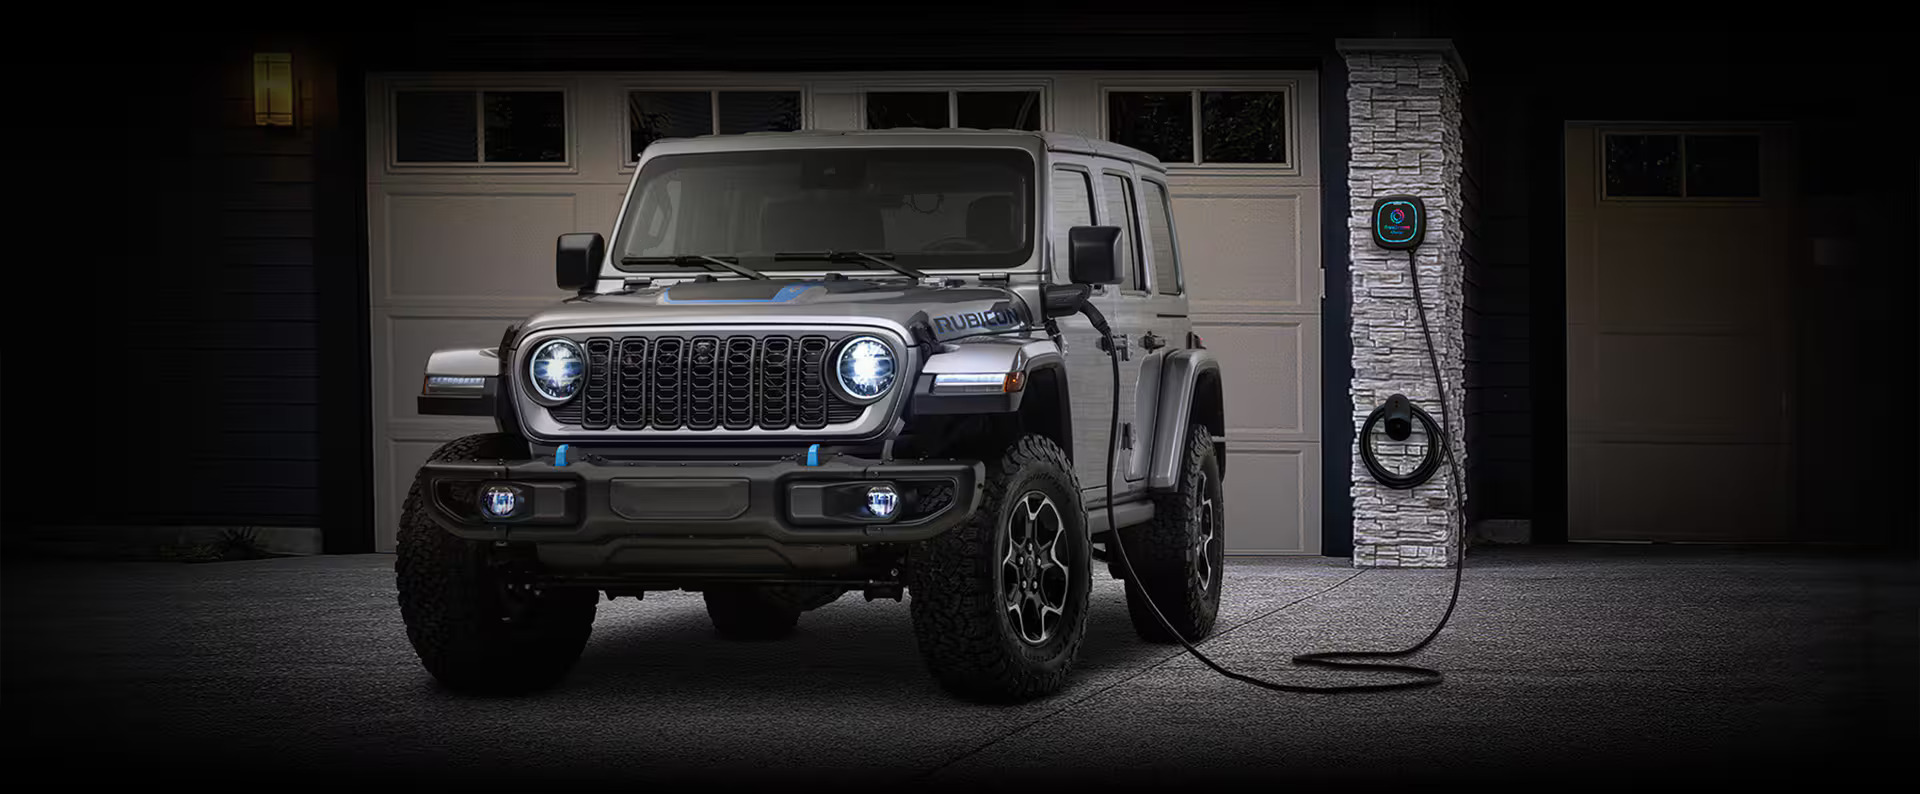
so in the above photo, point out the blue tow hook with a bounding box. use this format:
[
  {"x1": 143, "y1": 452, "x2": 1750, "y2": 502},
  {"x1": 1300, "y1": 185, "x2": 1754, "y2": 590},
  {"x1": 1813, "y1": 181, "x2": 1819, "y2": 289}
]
[
  {"x1": 805, "y1": 443, "x2": 820, "y2": 467},
  {"x1": 555, "y1": 444, "x2": 570, "y2": 467}
]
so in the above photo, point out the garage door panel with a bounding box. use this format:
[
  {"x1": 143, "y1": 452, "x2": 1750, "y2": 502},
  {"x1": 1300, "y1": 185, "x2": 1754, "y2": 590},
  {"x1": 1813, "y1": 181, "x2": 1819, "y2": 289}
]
[
  {"x1": 1568, "y1": 441, "x2": 1791, "y2": 541},
  {"x1": 1582, "y1": 331, "x2": 1788, "y2": 440},
  {"x1": 1224, "y1": 445, "x2": 1319, "y2": 554},
  {"x1": 1192, "y1": 317, "x2": 1318, "y2": 442},
  {"x1": 1175, "y1": 192, "x2": 1313, "y2": 314},
  {"x1": 1593, "y1": 211, "x2": 1789, "y2": 330},
  {"x1": 380, "y1": 192, "x2": 581, "y2": 301}
]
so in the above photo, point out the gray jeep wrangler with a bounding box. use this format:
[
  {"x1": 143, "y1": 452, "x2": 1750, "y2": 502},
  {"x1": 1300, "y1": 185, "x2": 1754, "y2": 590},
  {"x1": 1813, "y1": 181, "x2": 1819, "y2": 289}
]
[{"x1": 399, "y1": 129, "x2": 1226, "y2": 702}]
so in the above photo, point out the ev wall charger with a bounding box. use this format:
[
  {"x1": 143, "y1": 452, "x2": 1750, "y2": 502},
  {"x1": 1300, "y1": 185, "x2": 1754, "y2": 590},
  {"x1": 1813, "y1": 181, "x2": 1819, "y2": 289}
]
[{"x1": 1371, "y1": 195, "x2": 1426, "y2": 251}]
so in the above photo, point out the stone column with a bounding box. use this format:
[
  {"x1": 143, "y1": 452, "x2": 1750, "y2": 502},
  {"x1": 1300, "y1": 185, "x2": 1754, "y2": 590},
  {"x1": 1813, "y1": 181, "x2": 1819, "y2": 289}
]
[{"x1": 1337, "y1": 39, "x2": 1469, "y2": 568}]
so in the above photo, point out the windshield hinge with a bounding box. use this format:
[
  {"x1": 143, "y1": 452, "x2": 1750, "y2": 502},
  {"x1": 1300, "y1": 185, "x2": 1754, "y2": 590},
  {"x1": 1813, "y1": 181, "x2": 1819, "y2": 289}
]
[{"x1": 979, "y1": 273, "x2": 1010, "y2": 283}]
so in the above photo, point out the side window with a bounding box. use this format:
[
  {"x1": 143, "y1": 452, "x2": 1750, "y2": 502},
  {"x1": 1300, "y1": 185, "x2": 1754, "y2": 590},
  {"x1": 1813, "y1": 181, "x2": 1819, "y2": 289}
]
[
  {"x1": 1100, "y1": 173, "x2": 1144, "y2": 292},
  {"x1": 1143, "y1": 180, "x2": 1181, "y2": 295},
  {"x1": 1050, "y1": 167, "x2": 1094, "y2": 283}
]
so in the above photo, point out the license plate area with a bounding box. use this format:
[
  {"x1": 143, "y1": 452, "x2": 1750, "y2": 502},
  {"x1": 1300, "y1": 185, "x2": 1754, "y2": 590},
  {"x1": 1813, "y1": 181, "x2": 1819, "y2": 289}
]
[{"x1": 607, "y1": 478, "x2": 750, "y2": 520}]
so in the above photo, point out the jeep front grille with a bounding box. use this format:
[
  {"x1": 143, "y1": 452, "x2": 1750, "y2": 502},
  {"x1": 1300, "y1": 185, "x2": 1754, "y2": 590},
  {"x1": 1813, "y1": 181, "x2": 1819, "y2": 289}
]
[{"x1": 546, "y1": 333, "x2": 866, "y2": 431}]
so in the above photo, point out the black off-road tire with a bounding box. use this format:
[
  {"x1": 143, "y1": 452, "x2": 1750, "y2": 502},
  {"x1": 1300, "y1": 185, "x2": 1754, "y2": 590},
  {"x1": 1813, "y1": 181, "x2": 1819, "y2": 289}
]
[
  {"x1": 703, "y1": 586, "x2": 803, "y2": 640},
  {"x1": 395, "y1": 433, "x2": 597, "y2": 694},
  {"x1": 907, "y1": 434, "x2": 1090, "y2": 702},
  {"x1": 1120, "y1": 423, "x2": 1225, "y2": 643}
]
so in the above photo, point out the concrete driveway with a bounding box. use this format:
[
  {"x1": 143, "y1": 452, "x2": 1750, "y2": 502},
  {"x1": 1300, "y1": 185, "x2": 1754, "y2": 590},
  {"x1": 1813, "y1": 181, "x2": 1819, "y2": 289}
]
[{"x1": 4, "y1": 545, "x2": 1913, "y2": 786}]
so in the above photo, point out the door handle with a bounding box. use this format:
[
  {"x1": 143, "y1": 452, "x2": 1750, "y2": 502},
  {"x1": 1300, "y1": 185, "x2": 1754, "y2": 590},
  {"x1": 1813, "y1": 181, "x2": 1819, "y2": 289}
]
[{"x1": 1140, "y1": 331, "x2": 1166, "y2": 352}]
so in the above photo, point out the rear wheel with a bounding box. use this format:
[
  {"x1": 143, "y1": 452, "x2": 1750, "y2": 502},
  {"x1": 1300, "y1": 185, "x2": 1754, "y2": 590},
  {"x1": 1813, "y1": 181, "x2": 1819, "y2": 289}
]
[
  {"x1": 703, "y1": 586, "x2": 803, "y2": 640},
  {"x1": 908, "y1": 434, "x2": 1090, "y2": 702},
  {"x1": 395, "y1": 433, "x2": 598, "y2": 694},
  {"x1": 1121, "y1": 423, "x2": 1225, "y2": 643}
]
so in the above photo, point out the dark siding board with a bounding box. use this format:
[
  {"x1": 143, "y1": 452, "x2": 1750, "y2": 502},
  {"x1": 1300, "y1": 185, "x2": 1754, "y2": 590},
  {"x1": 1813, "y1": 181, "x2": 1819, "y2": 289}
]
[
  {"x1": 215, "y1": 265, "x2": 318, "y2": 294},
  {"x1": 220, "y1": 153, "x2": 317, "y2": 184},
  {"x1": 221, "y1": 238, "x2": 318, "y2": 267},
  {"x1": 189, "y1": 432, "x2": 322, "y2": 461},
  {"x1": 222, "y1": 182, "x2": 314, "y2": 211},
  {"x1": 126, "y1": 320, "x2": 319, "y2": 350},
  {"x1": 220, "y1": 210, "x2": 316, "y2": 240}
]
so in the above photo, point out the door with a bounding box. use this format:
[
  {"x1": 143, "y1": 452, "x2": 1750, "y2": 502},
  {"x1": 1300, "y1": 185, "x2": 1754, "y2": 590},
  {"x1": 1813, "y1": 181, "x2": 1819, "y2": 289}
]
[
  {"x1": 1565, "y1": 124, "x2": 1796, "y2": 541},
  {"x1": 1047, "y1": 160, "x2": 1120, "y2": 504},
  {"x1": 1096, "y1": 168, "x2": 1152, "y2": 492}
]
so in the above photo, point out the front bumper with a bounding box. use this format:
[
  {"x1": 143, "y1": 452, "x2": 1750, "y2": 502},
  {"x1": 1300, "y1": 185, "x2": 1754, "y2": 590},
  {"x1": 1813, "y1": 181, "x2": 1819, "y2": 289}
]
[{"x1": 417, "y1": 452, "x2": 982, "y2": 574}]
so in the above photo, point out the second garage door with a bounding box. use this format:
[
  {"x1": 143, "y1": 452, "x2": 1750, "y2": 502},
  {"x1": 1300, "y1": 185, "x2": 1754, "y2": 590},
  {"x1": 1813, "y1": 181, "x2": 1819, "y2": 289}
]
[{"x1": 364, "y1": 70, "x2": 1321, "y2": 554}]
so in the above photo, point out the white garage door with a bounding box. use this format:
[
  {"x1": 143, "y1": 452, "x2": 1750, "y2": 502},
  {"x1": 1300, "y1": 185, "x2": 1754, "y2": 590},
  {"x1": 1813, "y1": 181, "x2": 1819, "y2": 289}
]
[{"x1": 366, "y1": 71, "x2": 1320, "y2": 553}]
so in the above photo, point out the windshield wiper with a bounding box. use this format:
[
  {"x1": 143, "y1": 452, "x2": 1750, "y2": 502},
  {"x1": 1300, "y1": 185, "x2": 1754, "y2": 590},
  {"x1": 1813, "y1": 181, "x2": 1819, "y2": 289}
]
[
  {"x1": 773, "y1": 250, "x2": 927, "y2": 280},
  {"x1": 620, "y1": 254, "x2": 767, "y2": 280}
]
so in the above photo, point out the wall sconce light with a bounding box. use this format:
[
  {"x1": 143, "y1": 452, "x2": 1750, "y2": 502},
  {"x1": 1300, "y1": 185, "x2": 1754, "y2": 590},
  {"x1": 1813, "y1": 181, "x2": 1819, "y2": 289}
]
[{"x1": 253, "y1": 53, "x2": 294, "y2": 127}]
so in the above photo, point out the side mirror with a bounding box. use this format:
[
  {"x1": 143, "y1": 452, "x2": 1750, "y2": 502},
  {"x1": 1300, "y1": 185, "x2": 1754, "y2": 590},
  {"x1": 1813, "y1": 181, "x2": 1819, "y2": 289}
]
[
  {"x1": 556, "y1": 232, "x2": 604, "y2": 293},
  {"x1": 1040, "y1": 283, "x2": 1092, "y2": 319},
  {"x1": 1067, "y1": 226, "x2": 1123, "y2": 285}
]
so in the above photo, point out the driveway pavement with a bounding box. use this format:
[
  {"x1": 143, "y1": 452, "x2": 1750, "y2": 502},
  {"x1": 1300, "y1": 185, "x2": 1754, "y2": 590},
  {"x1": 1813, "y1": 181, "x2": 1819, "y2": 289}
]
[{"x1": 4, "y1": 545, "x2": 1913, "y2": 786}]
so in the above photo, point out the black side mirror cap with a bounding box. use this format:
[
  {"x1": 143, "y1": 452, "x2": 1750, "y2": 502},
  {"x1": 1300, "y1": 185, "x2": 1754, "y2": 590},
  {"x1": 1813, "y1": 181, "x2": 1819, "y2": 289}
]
[
  {"x1": 1067, "y1": 225, "x2": 1123, "y2": 285},
  {"x1": 1041, "y1": 283, "x2": 1092, "y2": 319},
  {"x1": 556, "y1": 232, "x2": 604, "y2": 292}
]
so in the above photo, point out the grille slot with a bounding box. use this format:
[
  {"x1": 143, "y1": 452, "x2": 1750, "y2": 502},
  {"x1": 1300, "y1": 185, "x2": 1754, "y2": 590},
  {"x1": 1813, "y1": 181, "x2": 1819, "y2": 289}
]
[
  {"x1": 796, "y1": 336, "x2": 831, "y2": 430},
  {"x1": 547, "y1": 332, "x2": 875, "y2": 432},
  {"x1": 759, "y1": 336, "x2": 794, "y2": 429},
  {"x1": 616, "y1": 337, "x2": 649, "y2": 429},
  {"x1": 580, "y1": 338, "x2": 614, "y2": 430},
  {"x1": 723, "y1": 337, "x2": 758, "y2": 430}
]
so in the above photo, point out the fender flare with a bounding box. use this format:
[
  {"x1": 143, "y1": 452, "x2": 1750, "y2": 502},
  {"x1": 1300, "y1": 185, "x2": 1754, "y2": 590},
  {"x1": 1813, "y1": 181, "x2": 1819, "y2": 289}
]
[
  {"x1": 906, "y1": 338, "x2": 1074, "y2": 459},
  {"x1": 1148, "y1": 348, "x2": 1223, "y2": 490}
]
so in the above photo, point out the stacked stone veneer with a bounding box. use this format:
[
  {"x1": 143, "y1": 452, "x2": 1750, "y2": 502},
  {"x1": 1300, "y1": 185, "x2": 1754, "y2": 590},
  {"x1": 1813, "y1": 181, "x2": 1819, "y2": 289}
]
[{"x1": 1340, "y1": 41, "x2": 1468, "y2": 568}]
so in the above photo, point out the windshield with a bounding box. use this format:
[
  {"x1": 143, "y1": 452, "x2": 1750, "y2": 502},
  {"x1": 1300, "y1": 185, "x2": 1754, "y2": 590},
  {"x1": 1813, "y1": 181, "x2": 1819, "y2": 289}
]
[{"x1": 613, "y1": 147, "x2": 1036, "y2": 272}]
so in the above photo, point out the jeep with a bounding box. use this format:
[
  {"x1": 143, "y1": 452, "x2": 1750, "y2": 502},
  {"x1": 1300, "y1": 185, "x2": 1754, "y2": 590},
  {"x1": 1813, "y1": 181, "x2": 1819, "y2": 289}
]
[{"x1": 399, "y1": 129, "x2": 1226, "y2": 702}]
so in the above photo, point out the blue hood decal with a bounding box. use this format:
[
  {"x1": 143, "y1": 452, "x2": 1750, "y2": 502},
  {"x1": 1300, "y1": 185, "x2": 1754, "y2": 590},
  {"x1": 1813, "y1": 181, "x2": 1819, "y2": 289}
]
[{"x1": 661, "y1": 281, "x2": 822, "y2": 305}]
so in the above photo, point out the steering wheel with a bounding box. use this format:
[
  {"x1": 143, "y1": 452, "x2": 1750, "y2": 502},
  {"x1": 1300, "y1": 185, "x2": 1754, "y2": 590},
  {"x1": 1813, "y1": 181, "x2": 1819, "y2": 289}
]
[{"x1": 922, "y1": 237, "x2": 991, "y2": 252}]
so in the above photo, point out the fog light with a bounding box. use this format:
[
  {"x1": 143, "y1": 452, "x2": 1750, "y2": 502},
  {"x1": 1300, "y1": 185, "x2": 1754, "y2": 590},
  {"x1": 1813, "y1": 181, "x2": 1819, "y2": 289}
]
[
  {"x1": 864, "y1": 485, "x2": 899, "y2": 519},
  {"x1": 481, "y1": 485, "x2": 521, "y2": 519}
]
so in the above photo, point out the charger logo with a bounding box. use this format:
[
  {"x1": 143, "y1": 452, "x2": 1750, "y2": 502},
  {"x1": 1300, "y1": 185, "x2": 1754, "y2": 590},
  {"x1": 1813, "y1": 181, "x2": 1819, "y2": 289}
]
[{"x1": 932, "y1": 307, "x2": 1017, "y2": 336}]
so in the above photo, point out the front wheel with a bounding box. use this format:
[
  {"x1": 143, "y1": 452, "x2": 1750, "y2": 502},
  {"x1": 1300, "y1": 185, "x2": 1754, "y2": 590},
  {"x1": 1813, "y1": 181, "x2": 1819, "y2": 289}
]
[
  {"x1": 908, "y1": 434, "x2": 1090, "y2": 702},
  {"x1": 1120, "y1": 423, "x2": 1225, "y2": 643},
  {"x1": 395, "y1": 433, "x2": 598, "y2": 694}
]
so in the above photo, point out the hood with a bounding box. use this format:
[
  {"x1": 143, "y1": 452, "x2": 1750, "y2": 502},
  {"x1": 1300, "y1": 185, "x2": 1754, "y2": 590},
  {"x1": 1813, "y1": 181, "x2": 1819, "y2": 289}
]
[{"x1": 516, "y1": 277, "x2": 1032, "y2": 345}]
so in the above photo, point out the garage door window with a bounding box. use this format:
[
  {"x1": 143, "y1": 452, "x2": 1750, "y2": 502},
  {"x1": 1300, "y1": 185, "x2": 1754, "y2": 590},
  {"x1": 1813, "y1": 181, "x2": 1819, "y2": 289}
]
[
  {"x1": 1603, "y1": 131, "x2": 1762, "y2": 199},
  {"x1": 630, "y1": 90, "x2": 804, "y2": 162},
  {"x1": 1105, "y1": 88, "x2": 1291, "y2": 167},
  {"x1": 865, "y1": 90, "x2": 1042, "y2": 131},
  {"x1": 393, "y1": 89, "x2": 567, "y2": 165}
]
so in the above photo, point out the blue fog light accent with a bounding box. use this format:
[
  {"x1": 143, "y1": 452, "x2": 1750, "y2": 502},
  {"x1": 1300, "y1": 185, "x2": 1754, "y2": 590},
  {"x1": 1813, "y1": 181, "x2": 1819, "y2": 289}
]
[
  {"x1": 864, "y1": 485, "x2": 899, "y2": 519},
  {"x1": 482, "y1": 485, "x2": 520, "y2": 519}
]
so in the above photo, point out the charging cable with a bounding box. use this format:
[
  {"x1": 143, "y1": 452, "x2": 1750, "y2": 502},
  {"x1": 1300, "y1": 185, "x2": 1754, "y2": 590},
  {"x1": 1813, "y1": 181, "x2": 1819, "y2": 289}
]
[{"x1": 1088, "y1": 246, "x2": 1466, "y2": 693}]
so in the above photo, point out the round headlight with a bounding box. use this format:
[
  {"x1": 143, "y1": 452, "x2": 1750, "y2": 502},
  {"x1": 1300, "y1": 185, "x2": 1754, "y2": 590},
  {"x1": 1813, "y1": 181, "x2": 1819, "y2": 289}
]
[
  {"x1": 526, "y1": 339, "x2": 585, "y2": 404},
  {"x1": 833, "y1": 336, "x2": 895, "y2": 402}
]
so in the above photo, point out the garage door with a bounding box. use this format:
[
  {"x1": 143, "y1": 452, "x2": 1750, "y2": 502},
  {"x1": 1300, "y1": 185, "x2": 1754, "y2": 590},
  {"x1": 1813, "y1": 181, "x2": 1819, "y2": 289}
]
[
  {"x1": 366, "y1": 71, "x2": 1320, "y2": 553},
  {"x1": 1565, "y1": 123, "x2": 1795, "y2": 541}
]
